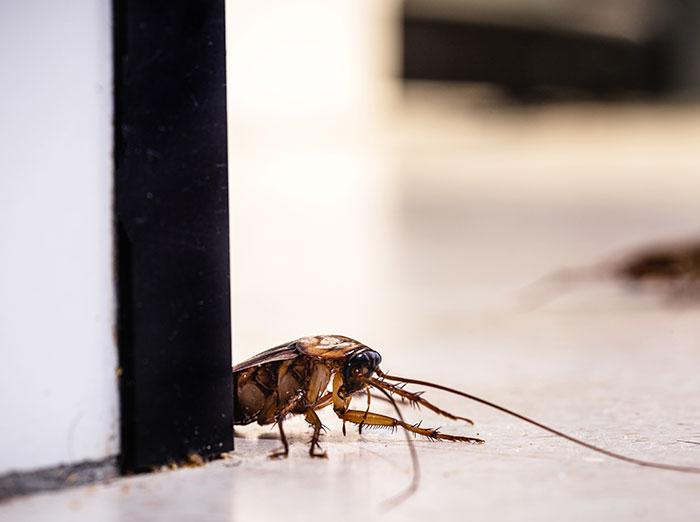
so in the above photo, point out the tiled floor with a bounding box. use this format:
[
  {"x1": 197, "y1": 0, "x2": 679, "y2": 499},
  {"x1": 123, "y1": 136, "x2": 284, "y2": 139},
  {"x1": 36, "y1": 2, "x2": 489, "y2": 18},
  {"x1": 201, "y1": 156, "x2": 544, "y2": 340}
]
[{"x1": 4, "y1": 89, "x2": 700, "y2": 521}]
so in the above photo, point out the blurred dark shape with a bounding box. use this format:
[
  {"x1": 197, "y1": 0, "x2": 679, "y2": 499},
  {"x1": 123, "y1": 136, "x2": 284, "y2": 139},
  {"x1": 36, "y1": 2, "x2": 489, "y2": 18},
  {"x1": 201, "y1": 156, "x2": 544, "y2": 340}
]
[
  {"x1": 522, "y1": 238, "x2": 700, "y2": 309},
  {"x1": 401, "y1": 0, "x2": 700, "y2": 101},
  {"x1": 616, "y1": 240, "x2": 700, "y2": 289}
]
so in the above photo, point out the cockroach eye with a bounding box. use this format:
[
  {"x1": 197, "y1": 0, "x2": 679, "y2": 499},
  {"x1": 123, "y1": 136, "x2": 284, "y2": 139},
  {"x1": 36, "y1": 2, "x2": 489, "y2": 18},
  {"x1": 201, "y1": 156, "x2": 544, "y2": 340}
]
[{"x1": 343, "y1": 349, "x2": 382, "y2": 389}]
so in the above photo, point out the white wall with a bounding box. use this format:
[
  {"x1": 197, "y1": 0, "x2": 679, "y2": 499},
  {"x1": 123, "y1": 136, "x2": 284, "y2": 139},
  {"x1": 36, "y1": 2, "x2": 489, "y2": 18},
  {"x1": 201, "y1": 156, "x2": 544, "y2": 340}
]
[
  {"x1": 0, "y1": 1, "x2": 118, "y2": 474},
  {"x1": 225, "y1": 0, "x2": 400, "y2": 353}
]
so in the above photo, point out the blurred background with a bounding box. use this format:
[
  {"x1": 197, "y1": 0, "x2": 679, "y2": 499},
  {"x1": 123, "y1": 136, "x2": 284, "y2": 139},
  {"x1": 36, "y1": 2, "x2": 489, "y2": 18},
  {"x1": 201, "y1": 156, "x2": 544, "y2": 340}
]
[
  {"x1": 227, "y1": 0, "x2": 700, "y2": 361},
  {"x1": 226, "y1": 7, "x2": 700, "y2": 515}
]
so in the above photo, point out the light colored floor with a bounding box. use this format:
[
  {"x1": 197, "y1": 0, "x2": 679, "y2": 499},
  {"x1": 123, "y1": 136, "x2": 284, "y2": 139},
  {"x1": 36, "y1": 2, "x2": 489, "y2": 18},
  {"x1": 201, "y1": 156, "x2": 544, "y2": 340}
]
[{"x1": 4, "y1": 88, "x2": 700, "y2": 521}]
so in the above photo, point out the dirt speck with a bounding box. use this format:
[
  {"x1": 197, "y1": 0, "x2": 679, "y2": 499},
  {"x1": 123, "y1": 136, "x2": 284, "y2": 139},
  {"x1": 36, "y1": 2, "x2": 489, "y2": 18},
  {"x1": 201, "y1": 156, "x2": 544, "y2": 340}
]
[{"x1": 185, "y1": 452, "x2": 205, "y2": 467}]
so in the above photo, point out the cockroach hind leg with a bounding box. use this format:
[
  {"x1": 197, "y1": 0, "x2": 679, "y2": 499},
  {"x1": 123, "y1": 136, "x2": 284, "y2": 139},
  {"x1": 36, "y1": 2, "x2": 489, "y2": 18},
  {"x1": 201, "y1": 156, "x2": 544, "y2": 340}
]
[
  {"x1": 268, "y1": 450, "x2": 289, "y2": 459},
  {"x1": 309, "y1": 439, "x2": 328, "y2": 459},
  {"x1": 304, "y1": 408, "x2": 328, "y2": 459},
  {"x1": 268, "y1": 419, "x2": 290, "y2": 459},
  {"x1": 306, "y1": 431, "x2": 328, "y2": 458}
]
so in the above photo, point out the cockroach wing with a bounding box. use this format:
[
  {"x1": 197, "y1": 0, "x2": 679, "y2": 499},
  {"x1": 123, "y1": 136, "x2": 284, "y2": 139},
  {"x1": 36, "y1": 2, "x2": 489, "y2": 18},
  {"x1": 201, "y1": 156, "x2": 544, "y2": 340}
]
[
  {"x1": 232, "y1": 341, "x2": 300, "y2": 372},
  {"x1": 296, "y1": 335, "x2": 366, "y2": 360},
  {"x1": 232, "y1": 335, "x2": 368, "y2": 373}
]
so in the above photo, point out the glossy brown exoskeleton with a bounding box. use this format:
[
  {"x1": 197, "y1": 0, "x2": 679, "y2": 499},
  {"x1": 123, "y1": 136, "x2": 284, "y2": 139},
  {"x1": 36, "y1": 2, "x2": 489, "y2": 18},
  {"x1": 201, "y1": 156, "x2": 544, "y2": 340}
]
[{"x1": 233, "y1": 335, "x2": 480, "y2": 459}]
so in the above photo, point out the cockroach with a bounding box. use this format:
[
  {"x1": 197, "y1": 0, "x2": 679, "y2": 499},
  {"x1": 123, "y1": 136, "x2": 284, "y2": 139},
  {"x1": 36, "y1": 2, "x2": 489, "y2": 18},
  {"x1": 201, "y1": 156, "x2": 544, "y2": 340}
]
[{"x1": 233, "y1": 335, "x2": 700, "y2": 505}]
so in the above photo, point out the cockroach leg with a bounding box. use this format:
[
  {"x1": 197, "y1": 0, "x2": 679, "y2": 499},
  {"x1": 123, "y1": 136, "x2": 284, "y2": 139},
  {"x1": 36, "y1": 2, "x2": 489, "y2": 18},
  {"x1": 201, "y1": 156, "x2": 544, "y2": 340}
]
[
  {"x1": 304, "y1": 408, "x2": 328, "y2": 458},
  {"x1": 268, "y1": 418, "x2": 290, "y2": 459},
  {"x1": 312, "y1": 392, "x2": 333, "y2": 411},
  {"x1": 358, "y1": 388, "x2": 372, "y2": 435},
  {"x1": 338, "y1": 409, "x2": 484, "y2": 444},
  {"x1": 370, "y1": 377, "x2": 474, "y2": 425}
]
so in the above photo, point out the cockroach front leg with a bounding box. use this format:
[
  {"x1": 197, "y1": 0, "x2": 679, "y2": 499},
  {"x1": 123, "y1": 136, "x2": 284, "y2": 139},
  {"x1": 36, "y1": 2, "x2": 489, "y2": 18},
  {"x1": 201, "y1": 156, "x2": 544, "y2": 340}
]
[
  {"x1": 268, "y1": 418, "x2": 290, "y2": 459},
  {"x1": 304, "y1": 408, "x2": 328, "y2": 458},
  {"x1": 358, "y1": 388, "x2": 371, "y2": 434},
  {"x1": 339, "y1": 409, "x2": 485, "y2": 444}
]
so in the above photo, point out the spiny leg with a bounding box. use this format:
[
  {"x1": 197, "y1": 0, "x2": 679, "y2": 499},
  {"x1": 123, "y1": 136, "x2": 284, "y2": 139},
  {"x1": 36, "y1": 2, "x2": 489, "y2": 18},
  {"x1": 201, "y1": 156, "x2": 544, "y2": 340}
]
[
  {"x1": 358, "y1": 388, "x2": 372, "y2": 435},
  {"x1": 339, "y1": 409, "x2": 484, "y2": 443},
  {"x1": 359, "y1": 390, "x2": 430, "y2": 419},
  {"x1": 361, "y1": 391, "x2": 433, "y2": 432},
  {"x1": 370, "y1": 377, "x2": 474, "y2": 425},
  {"x1": 304, "y1": 408, "x2": 328, "y2": 458},
  {"x1": 268, "y1": 418, "x2": 290, "y2": 459}
]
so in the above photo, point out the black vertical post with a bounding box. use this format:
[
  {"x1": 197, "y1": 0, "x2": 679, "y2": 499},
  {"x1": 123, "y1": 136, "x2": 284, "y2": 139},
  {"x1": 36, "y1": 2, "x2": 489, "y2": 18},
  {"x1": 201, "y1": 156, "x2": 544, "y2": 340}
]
[{"x1": 113, "y1": 1, "x2": 232, "y2": 471}]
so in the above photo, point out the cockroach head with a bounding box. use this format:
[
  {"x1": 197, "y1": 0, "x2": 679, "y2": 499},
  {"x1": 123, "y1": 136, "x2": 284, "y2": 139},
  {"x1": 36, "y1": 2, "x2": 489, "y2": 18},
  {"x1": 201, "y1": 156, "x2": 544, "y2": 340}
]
[{"x1": 342, "y1": 348, "x2": 382, "y2": 394}]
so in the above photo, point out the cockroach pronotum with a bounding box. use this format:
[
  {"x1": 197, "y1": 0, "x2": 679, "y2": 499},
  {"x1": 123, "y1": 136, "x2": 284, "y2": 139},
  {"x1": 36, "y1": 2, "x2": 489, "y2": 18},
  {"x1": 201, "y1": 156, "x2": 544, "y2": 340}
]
[{"x1": 233, "y1": 335, "x2": 700, "y2": 506}]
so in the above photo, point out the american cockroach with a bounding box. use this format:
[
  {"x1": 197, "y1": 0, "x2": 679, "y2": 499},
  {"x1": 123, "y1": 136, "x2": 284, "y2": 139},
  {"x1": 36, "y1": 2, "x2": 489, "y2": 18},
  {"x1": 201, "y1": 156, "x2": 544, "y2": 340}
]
[{"x1": 233, "y1": 335, "x2": 700, "y2": 505}]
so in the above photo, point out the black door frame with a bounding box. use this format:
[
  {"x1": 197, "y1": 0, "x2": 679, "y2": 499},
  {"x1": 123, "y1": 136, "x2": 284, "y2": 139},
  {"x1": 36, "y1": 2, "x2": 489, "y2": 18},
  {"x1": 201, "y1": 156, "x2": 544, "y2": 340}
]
[{"x1": 113, "y1": 0, "x2": 233, "y2": 472}]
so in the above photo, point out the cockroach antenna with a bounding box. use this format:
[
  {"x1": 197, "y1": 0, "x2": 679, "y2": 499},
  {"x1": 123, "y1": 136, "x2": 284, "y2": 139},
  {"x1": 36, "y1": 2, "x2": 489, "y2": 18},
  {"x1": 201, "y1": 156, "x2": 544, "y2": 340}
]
[
  {"x1": 375, "y1": 369, "x2": 700, "y2": 474},
  {"x1": 370, "y1": 384, "x2": 420, "y2": 511}
]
